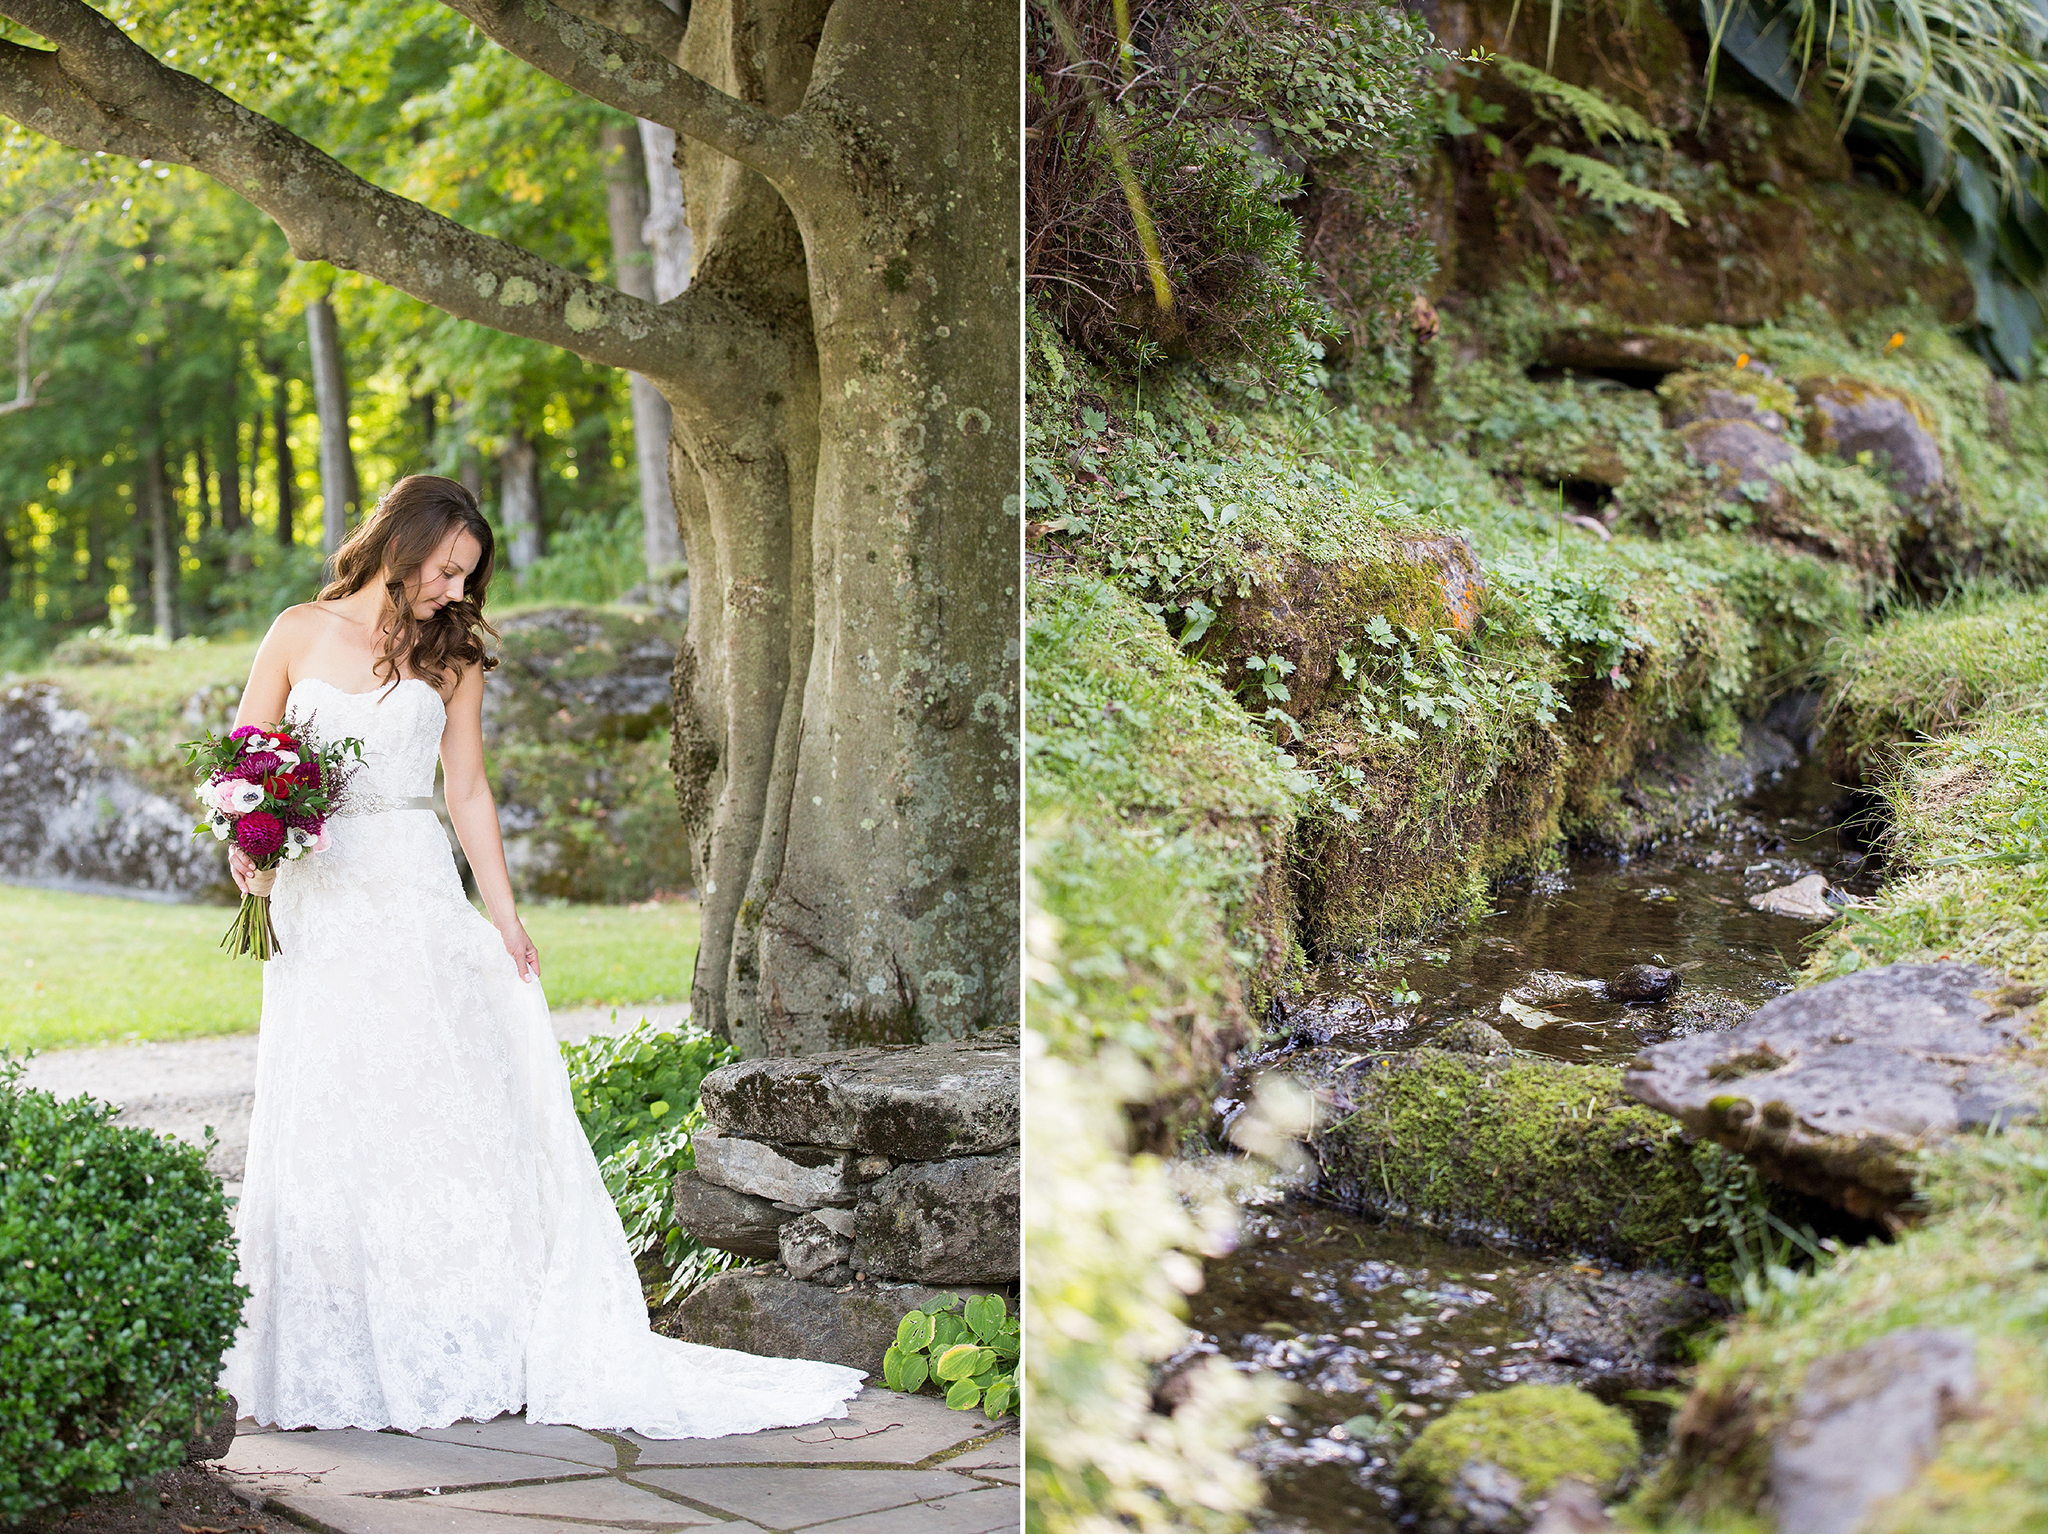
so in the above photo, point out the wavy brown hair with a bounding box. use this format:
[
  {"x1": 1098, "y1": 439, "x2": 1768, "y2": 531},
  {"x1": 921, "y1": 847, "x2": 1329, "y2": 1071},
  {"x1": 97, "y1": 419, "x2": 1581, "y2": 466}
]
[{"x1": 319, "y1": 474, "x2": 499, "y2": 694}]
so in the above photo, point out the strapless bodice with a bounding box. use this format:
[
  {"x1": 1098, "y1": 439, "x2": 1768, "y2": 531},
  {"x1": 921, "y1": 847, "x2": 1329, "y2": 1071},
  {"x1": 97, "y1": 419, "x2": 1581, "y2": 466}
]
[{"x1": 285, "y1": 676, "x2": 445, "y2": 803}]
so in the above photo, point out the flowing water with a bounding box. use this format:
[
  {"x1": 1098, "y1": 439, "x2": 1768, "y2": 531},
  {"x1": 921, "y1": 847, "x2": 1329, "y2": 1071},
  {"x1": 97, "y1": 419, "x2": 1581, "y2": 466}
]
[{"x1": 1189, "y1": 756, "x2": 1882, "y2": 1531}]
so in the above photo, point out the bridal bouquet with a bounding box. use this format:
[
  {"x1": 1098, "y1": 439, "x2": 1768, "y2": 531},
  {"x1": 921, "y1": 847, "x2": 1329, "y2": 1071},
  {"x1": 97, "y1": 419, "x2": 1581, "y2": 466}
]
[{"x1": 182, "y1": 716, "x2": 364, "y2": 959}]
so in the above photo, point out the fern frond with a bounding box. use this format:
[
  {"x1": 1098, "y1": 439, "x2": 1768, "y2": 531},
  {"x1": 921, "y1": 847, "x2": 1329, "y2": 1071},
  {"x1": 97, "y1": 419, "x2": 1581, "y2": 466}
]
[
  {"x1": 1526, "y1": 146, "x2": 1691, "y2": 225},
  {"x1": 1496, "y1": 57, "x2": 1671, "y2": 148}
]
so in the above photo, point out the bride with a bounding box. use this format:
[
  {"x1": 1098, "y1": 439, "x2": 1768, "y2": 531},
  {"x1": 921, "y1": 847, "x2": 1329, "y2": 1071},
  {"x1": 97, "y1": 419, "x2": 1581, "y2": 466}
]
[{"x1": 217, "y1": 474, "x2": 864, "y2": 1437}]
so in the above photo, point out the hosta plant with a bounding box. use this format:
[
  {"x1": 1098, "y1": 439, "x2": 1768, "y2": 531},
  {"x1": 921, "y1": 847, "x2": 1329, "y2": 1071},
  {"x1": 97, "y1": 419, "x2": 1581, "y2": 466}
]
[{"x1": 883, "y1": 1293, "x2": 1019, "y2": 1417}]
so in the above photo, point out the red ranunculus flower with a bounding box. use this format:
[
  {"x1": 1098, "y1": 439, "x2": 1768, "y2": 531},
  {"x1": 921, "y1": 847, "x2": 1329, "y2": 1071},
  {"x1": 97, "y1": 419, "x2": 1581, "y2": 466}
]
[{"x1": 235, "y1": 811, "x2": 286, "y2": 859}]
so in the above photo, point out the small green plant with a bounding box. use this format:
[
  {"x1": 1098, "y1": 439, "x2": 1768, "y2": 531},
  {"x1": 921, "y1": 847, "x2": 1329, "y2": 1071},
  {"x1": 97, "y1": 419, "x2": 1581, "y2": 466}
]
[
  {"x1": 1526, "y1": 146, "x2": 1690, "y2": 226},
  {"x1": 561, "y1": 1020, "x2": 735, "y2": 1161},
  {"x1": 883, "y1": 1292, "x2": 1020, "y2": 1417},
  {"x1": 561, "y1": 1021, "x2": 740, "y2": 1303}
]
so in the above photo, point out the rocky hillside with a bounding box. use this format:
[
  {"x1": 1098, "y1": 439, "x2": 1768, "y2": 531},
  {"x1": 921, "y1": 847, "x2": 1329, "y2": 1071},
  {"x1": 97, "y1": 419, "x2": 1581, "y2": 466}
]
[{"x1": 0, "y1": 605, "x2": 689, "y2": 905}]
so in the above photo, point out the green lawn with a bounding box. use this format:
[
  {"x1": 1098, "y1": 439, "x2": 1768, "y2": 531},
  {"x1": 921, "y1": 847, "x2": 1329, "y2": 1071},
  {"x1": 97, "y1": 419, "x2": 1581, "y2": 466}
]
[{"x1": 0, "y1": 885, "x2": 699, "y2": 1053}]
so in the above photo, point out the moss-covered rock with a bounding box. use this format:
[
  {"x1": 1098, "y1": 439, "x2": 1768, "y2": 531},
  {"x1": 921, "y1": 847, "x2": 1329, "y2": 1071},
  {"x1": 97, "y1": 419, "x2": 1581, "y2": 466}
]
[
  {"x1": 1276, "y1": 1045, "x2": 1721, "y2": 1265},
  {"x1": 1659, "y1": 367, "x2": 1800, "y2": 432},
  {"x1": 1397, "y1": 1383, "x2": 1639, "y2": 1533},
  {"x1": 1423, "y1": 0, "x2": 1974, "y2": 330}
]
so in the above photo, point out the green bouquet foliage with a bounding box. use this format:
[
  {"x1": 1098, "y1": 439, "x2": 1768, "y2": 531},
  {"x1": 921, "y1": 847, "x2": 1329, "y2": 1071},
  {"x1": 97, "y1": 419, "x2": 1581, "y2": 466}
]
[
  {"x1": 0, "y1": 1056, "x2": 246, "y2": 1523},
  {"x1": 883, "y1": 1293, "x2": 1020, "y2": 1418}
]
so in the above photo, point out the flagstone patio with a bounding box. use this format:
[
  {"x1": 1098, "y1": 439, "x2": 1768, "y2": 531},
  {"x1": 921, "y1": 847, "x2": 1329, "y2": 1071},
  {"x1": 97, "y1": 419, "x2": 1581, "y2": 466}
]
[{"x1": 218, "y1": 1387, "x2": 1018, "y2": 1534}]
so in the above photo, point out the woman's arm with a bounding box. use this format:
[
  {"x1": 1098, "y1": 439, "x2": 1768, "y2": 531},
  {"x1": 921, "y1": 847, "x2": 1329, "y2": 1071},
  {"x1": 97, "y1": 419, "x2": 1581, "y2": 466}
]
[
  {"x1": 233, "y1": 608, "x2": 305, "y2": 731},
  {"x1": 440, "y1": 662, "x2": 540, "y2": 981}
]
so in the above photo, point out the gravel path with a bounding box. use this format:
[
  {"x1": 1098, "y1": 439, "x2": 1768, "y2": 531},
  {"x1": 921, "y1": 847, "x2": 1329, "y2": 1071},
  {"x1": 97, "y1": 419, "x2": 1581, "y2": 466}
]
[{"x1": 19, "y1": 1000, "x2": 692, "y2": 1189}]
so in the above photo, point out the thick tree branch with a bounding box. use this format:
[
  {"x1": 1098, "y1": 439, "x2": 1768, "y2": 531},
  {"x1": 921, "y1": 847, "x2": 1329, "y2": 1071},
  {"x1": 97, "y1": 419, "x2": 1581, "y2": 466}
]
[
  {"x1": 0, "y1": 12, "x2": 751, "y2": 387},
  {"x1": 431, "y1": 0, "x2": 821, "y2": 191},
  {"x1": 554, "y1": 0, "x2": 687, "y2": 64}
]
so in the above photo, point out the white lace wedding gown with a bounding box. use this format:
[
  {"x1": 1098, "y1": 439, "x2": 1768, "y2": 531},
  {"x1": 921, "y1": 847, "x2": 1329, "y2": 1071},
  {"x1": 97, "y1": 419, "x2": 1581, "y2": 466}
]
[{"x1": 218, "y1": 676, "x2": 866, "y2": 1435}]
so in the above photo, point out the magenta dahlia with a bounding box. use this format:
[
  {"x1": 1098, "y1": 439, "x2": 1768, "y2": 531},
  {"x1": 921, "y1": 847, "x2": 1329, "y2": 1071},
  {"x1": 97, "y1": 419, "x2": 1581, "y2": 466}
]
[
  {"x1": 228, "y1": 725, "x2": 262, "y2": 741},
  {"x1": 235, "y1": 811, "x2": 286, "y2": 859},
  {"x1": 239, "y1": 751, "x2": 282, "y2": 778}
]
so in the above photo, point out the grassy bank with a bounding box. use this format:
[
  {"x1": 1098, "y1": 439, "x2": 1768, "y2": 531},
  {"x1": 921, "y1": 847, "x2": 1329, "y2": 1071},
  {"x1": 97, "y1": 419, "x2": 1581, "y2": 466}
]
[
  {"x1": 0, "y1": 885, "x2": 699, "y2": 1052},
  {"x1": 1810, "y1": 592, "x2": 2048, "y2": 983}
]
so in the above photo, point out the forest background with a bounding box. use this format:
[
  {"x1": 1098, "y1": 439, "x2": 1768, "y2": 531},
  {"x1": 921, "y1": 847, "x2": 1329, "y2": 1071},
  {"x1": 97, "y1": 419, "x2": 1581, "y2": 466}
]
[{"x1": 0, "y1": 0, "x2": 684, "y2": 668}]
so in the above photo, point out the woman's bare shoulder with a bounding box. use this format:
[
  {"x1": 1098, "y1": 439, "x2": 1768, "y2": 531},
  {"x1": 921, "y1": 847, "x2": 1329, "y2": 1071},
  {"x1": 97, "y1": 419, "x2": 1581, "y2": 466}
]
[{"x1": 269, "y1": 602, "x2": 337, "y2": 635}]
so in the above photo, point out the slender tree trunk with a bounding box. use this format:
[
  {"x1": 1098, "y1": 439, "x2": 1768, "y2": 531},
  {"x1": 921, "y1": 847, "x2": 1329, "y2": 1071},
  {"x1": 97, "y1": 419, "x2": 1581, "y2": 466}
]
[
  {"x1": 305, "y1": 294, "x2": 356, "y2": 556},
  {"x1": 268, "y1": 360, "x2": 295, "y2": 548},
  {"x1": 638, "y1": 121, "x2": 692, "y2": 302},
  {"x1": 499, "y1": 432, "x2": 543, "y2": 570},
  {"x1": 140, "y1": 344, "x2": 175, "y2": 639},
  {"x1": 219, "y1": 374, "x2": 244, "y2": 533},
  {"x1": 603, "y1": 120, "x2": 684, "y2": 581},
  {"x1": 417, "y1": 388, "x2": 437, "y2": 462},
  {"x1": 87, "y1": 503, "x2": 105, "y2": 592},
  {"x1": 219, "y1": 366, "x2": 249, "y2": 574},
  {"x1": 194, "y1": 441, "x2": 214, "y2": 528}
]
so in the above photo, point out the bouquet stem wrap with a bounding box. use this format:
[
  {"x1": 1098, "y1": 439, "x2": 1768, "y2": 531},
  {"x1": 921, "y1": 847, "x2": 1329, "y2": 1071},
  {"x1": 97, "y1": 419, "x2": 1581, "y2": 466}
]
[{"x1": 222, "y1": 892, "x2": 282, "y2": 960}]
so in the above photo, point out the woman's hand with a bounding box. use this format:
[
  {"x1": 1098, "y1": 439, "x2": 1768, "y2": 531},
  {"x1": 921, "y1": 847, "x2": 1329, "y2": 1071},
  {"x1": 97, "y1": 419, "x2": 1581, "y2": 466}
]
[
  {"x1": 495, "y1": 914, "x2": 541, "y2": 982},
  {"x1": 228, "y1": 847, "x2": 277, "y2": 898}
]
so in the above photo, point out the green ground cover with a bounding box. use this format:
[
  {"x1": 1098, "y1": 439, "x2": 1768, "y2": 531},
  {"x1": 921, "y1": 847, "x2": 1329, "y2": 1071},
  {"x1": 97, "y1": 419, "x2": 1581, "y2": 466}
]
[{"x1": 0, "y1": 886, "x2": 698, "y2": 1052}]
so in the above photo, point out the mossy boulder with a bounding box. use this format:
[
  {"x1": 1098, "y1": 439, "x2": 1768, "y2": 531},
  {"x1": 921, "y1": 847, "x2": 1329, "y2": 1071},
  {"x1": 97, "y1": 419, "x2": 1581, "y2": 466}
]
[
  {"x1": 1275, "y1": 1046, "x2": 1720, "y2": 1265},
  {"x1": 1798, "y1": 376, "x2": 1946, "y2": 504},
  {"x1": 459, "y1": 607, "x2": 692, "y2": 904},
  {"x1": 1397, "y1": 1383, "x2": 1639, "y2": 1533},
  {"x1": 1215, "y1": 540, "x2": 1486, "y2": 720},
  {"x1": 1660, "y1": 367, "x2": 1799, "y2": 433}
]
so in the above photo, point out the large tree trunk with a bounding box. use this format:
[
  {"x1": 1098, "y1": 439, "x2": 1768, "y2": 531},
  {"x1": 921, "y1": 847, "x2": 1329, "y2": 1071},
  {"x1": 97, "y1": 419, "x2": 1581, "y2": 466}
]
[
  {"x1": 499, "y1": 431, "x2": 543, "y2": 570},
  {"x1": 653, "y1": 0, "x2": 1018, "y2": 1054},
  {"x1": 305, "y1": 294, "x2": 356, "y2": 555},
  {"x1": 602, "y1": 120, "x2": 684, "y2": 582},
  {"x1": 140, "y1": 344, "x2": 175, "y2": 639}
]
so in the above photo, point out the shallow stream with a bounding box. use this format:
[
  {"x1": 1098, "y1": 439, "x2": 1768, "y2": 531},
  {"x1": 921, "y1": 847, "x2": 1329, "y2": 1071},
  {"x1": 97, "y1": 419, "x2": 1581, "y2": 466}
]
[{"x1": 1191, "y1": 756, "x2": 1882, "y2": 1531}]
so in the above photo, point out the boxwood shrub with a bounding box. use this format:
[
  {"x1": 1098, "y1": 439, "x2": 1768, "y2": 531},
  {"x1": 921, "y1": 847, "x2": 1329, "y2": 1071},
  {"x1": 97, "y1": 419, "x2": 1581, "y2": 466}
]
[{"x1": 0, "y1": 1058, "x2": 245, "y2": 1523}]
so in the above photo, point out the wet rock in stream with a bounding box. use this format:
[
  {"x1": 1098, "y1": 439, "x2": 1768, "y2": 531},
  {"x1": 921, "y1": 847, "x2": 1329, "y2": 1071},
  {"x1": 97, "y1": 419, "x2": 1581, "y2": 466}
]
[
  {"x1": 1606, "y1": 965, "x2": 1674, "y2": 1004},
  {"x1": 1746, "y1": 871, "x2": 1843, "y2": 920},
  {"x1": 1436, "y1": 1017, "x2": 1514, "y2": 1056},
  {"x1": 1514, "y1": 1269, "x2": 1724, "y2": 1380},
  {"x1": 1623, "y1": 961, "x2": 2048, "y2": 1223}
]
